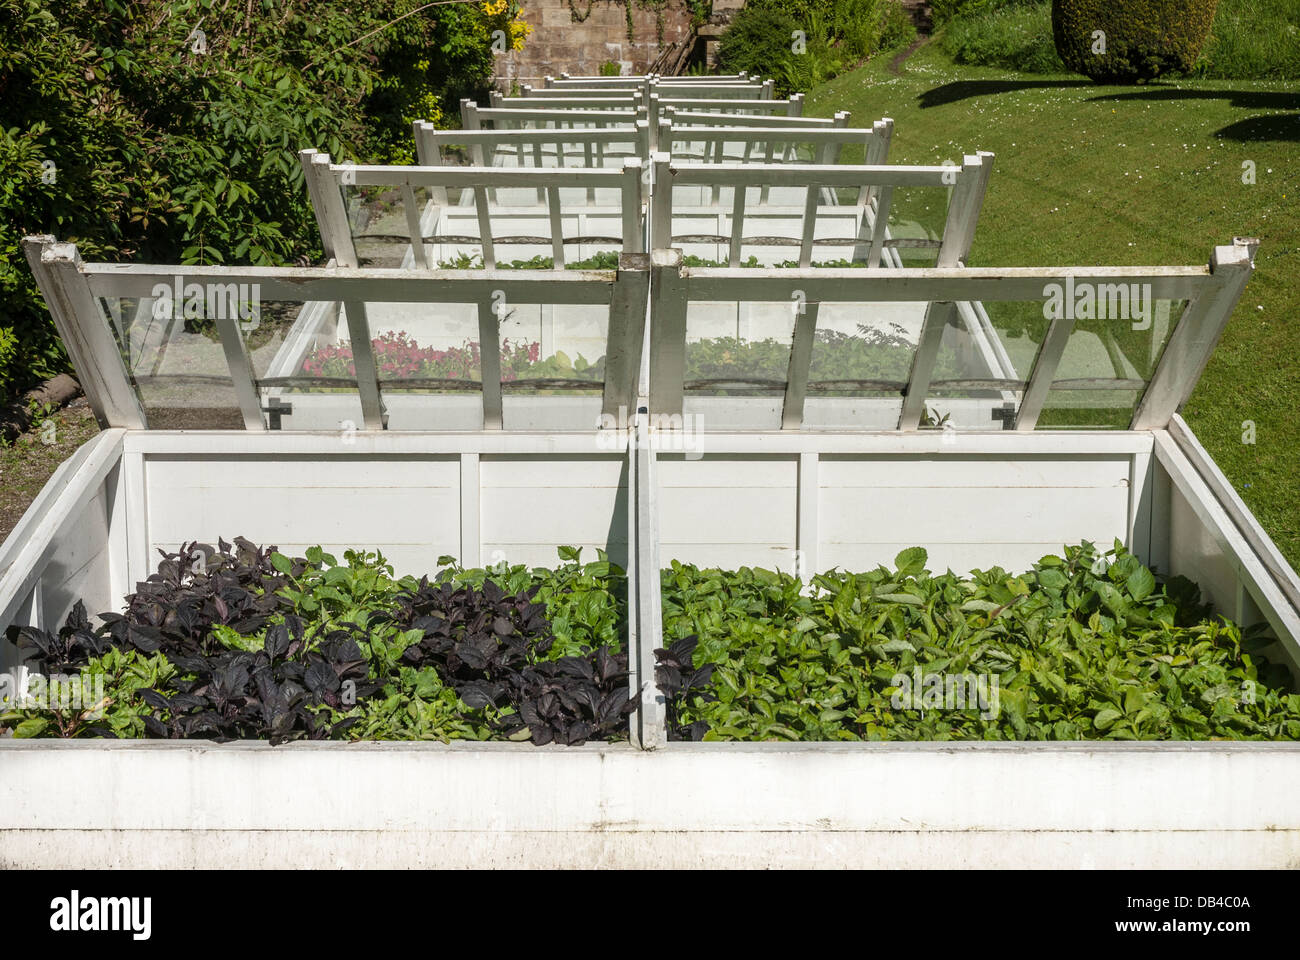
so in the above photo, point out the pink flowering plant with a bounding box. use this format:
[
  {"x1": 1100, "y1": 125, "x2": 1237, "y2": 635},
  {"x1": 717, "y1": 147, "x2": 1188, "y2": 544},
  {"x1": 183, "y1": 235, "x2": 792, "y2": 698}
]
[{"x1": 299, "y1": 331, "x2": 602, "y2": 387}]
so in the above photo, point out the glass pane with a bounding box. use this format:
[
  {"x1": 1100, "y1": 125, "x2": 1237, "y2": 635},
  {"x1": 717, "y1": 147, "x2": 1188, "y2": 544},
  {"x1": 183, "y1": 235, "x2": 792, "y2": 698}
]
[
  {"x1": 875, "y1": 185, "x2": 947, "y2": 269},
  {"x1": 498, "y1": 303, "x2": 607, "y2": 395},
  {"x1": 99, "y1": 293, "x2": 244, "y2": 429},
  {"x1": 1037, "y1": 297, "x2": 1187, "y2": 429},
  {"x1": 683, "y1": 300, "x2": 795, "y2": 397},
  {"x1": 922, "y1": 301, "x2": 1041, "y2": 431},
  {"x1": 800, "y1": 300, "x2": 925, "y2": 429},
  {"x1": 344, "y1": 183, "x2": 409, "y2": 268},
  {"x1": 260, "y1": 299, "x2": 365, "y2": 431},
  {"x1": 801, "y1": 300, "x2": 921, "y2": 429}
]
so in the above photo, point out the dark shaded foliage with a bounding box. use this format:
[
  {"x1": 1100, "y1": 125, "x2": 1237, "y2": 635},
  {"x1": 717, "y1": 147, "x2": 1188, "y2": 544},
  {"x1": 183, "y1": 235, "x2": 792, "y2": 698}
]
[{"x1": 381, "y1": 576, "x2": 637, "y2": 745}]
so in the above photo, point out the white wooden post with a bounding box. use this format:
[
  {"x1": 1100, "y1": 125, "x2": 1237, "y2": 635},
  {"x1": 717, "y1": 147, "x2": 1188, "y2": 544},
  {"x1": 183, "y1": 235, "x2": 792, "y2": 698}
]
[
  {"x1": 937, "y1": 152, "x2": 995, "y2": 267},
  {"x1": 547, "y1": 186, "x2": 565, "y2": 266},
  {"x1": 621, "y1": 158, "x2": 644, "y2": 254},
  {"x1": 650, "y1": 152, "x2": 673, "y2": 251},
  {"x1": 648, "y1": 248, "x2": 686, "y2": 417},
  {"x1": 300, "y1": 151, "x2": 358, "y2": 268},
  {"x1": 474, "y1": 185, "x2": 496, "y2": 268},
  {"x1": 478, "y1": 294, "x2": 503, "y2": 429},
  {"x1": 728, "y1": 185, "x2": 746, "y2": 267},
  {"x1": 602, "y1": 253, "x2": 651, "y2": 417},
  {"x1": 1131, "y1": 241, "x2": 1255, "y2": 429},
  {"x1": 631, "y1": 414, "x2": 666, "y2": 749},
  {"x1": 21, "y1": 237, "x2": 147, "y2": 429}
]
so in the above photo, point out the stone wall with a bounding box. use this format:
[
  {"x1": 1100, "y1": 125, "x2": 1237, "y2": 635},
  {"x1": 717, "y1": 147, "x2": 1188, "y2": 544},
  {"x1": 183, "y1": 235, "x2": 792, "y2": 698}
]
[{"x1": 496, "y1": 0, "x2": 698, "y2": 87}]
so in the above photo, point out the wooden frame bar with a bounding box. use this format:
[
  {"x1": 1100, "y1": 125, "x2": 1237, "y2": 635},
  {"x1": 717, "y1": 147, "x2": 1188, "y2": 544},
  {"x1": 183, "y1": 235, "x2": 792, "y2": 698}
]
[
  {"x1": 648, "y1": 249, "x2": 687, "y2": 417},
  {"x1": 602, "y1": 253, "x2": 652, "y2": 417},
  {"x1": 22, "y1": 238, "x2": 146, "y2": 429},
  {"x1": 1012, "y1": 314, "x2": 1075, "y2": 430},
  {"x1": 477, "y1": 295, "x2": 503, "y2": 429},
  {"x1": 342, "y1": 301, "x2": 385, "y2": 430},
  {"x1": 898, "y1": 302, "x2": 957, "y2": 430},
  {"x1": 1131, "y1": 241, "x2": 1255, "y2": 429}
]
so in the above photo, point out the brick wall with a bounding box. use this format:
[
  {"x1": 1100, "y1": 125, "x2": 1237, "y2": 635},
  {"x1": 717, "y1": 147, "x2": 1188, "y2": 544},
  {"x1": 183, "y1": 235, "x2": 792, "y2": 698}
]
[{"x1": 496, "y1": 0, "x2": 697, "y2": 87}]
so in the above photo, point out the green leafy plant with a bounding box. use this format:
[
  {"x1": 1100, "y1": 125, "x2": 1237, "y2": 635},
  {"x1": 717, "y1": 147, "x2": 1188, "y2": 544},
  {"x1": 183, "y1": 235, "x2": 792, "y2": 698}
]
[
  {"x1": 658, "y1": 541, "x2": 1299, "y2": 741},
  {"x1": 2, "y1": 541, "x2": 633, "y2": 746}
]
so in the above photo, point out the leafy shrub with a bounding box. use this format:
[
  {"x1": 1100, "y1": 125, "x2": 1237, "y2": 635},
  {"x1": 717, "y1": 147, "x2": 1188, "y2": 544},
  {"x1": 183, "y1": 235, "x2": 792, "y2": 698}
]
[
  {"x1": 0, "y1": 0, "x2": 523, "y2": 401},
  {"x1": 1052, "y1": 0, "x2": 1220, "y2": 82},
  {"x1": 657, "y1": 541, "x2": 1300, "y2": 741},
  {"x1": 724, "y1": 0, "x2": 916, "y2": 93},
  {"x1": 717, "y1": 5, "x2": 803, "y2": 83},
  {"x1": 940, "y1": 1, "x2": 1066, "y2": 73}
]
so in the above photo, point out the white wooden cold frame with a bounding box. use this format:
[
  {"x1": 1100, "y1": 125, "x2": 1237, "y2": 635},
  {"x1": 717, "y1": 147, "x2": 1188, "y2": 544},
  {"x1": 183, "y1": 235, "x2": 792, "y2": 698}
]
[{"x1": 8, "y1": 233, "x2": 1296, "y2": 749}]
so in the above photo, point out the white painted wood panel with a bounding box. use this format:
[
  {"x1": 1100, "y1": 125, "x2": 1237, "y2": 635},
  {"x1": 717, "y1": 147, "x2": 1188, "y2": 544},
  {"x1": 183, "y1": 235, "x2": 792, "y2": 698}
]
[
  {"x1": 145, "y1": 456, "x2": 461, "y2": 577},
  {"x1": 36, "y1": 486, "x2": 115, "y2": 628},
  {"x1": 479, "y1": 455, "x2": 628, "y2": 567},
  {"x1": 821, "y1": 487, "x2": 1127, "y2": 545},
  {"x1": 817, "y1": 455, "x2": 1132, "y2": 489},
  {"x1": 656, "y1": 455, "x2": 798, "y2": 569}
]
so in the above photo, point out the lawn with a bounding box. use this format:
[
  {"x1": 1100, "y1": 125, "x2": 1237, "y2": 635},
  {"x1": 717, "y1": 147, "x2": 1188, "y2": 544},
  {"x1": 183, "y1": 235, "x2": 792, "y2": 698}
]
[{"x1": 805, "y1": 40, "x2": 1300, "y2": 568}]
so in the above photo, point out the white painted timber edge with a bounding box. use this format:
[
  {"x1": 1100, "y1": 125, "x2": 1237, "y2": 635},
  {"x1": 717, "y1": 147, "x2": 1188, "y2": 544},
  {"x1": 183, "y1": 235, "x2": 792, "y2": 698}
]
[
  {"x1": 1154, "y1": 428, "x2": 1300, "y2": 655},
  {"x1": 0, "y1": 430, "x2": 125, "y2": 627},
  {"x1": 119, "y1": 429, "x2": 1156, "y2": 457},
  {"x1": 1, "y1": 740, "x2": 1298, "y2": 868}
]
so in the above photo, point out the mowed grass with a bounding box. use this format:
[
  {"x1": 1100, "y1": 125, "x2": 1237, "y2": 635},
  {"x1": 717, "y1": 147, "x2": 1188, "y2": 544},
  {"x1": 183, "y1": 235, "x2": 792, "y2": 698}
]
[{"x1": 806, "y1": 42, "x2": 1300, "y2": 569}]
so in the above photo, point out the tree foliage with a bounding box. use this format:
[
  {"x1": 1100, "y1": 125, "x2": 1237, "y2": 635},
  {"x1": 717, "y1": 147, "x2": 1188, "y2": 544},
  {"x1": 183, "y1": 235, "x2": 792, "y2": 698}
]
[{"x1": 0, "y1": 0, "x2": 523, "y2": 399}]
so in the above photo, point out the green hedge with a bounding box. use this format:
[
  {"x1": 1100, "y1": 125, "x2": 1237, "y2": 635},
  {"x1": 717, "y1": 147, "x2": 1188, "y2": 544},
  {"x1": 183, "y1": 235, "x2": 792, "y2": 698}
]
[{"x1": 1052, "y1": 0, "x2": 1220, "y2": 82}]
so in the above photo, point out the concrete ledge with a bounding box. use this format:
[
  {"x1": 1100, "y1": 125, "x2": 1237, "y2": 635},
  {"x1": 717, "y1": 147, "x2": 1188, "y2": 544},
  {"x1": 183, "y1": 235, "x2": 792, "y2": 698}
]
[{"x1": 3, "y1": 740, "x2": 1298, "y2": 868}]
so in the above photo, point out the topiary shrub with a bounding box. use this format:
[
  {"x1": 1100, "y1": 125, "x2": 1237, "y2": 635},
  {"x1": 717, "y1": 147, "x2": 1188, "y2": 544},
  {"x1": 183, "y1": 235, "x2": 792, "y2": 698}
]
[
  {"x1": 717, "y1": 5, "x2": 801, "y2": 80},
  {"x1": 1052, "y1": 0, "x2": 1220, "y2": 82}
]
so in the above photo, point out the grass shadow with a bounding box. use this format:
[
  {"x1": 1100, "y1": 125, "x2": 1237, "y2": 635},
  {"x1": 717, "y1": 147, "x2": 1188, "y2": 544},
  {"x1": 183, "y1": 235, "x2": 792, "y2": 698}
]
[
  {"x1": 1085, "y1": 88, "x2": 1300, "y2": 143},
  {"x1": 1085, "y1": 88, "x2": 1300, "y2": 111},
  {"x1": 917, "y1": 79, "x2": 1094, "y2": 109},
  {"x1": 1213, "y1": 113, "x2": 1300, "y2": 142}
]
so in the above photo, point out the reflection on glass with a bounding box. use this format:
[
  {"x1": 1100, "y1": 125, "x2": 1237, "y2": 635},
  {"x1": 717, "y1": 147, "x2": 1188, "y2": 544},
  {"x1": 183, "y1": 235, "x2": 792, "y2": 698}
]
[
  {"x1": 98, "y1": 294, "x2": 244, "y2": 429},
  {"x1": 1037, "y1": 298, "x2": 1187, "y2": 429},
  {"x1": 683, "y1": 300, "x2": 796, "y2": 396},
  {"x1": 498, "y1": 303, "x2": 607, "y2": 394}
]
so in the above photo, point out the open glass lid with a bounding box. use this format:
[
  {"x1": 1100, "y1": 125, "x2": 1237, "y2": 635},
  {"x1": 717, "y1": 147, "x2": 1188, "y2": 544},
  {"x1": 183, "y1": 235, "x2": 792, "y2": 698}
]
[
  {"x1": 646, "y1": 240, "x2": 1256, "y2": 433},
  {"x1": 22, "y1": 235, "x2": 1254, "y2": 434},
  {"x1": 23, "y1": 236, "x2": 649, "y2": 433}
]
